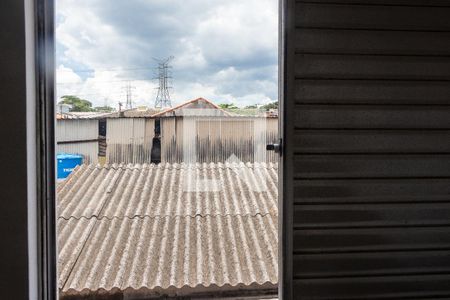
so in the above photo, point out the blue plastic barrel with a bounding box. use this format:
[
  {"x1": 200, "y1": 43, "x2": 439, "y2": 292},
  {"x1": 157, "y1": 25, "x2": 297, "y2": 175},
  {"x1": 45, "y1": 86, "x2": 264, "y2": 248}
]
[{"x1": 57, "y1": 153, "x2": 83, "y2": 179}]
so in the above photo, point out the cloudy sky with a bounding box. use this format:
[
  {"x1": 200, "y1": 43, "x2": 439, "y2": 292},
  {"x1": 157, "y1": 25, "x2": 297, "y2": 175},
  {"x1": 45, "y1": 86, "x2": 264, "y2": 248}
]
[{"x1": 56, "y1": 0, "x2": 279, "y2": 109}]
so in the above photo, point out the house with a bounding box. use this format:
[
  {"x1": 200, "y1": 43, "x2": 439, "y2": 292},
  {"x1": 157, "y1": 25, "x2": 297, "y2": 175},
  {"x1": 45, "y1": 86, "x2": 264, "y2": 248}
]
[{"x1": 57, "y1": 162, "x2": 278, "y2": 299}]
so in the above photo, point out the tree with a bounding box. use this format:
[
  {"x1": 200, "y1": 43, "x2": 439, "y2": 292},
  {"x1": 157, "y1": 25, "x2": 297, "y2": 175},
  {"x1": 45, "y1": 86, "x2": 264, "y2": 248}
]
[
  {"x1": 260, "y1": 101, "x2": 278, "y2": 111},
  {"x1": 244, "y1": 104, "x2": 258, "y2": 109},
  {"x1": 218, "y1": 103, "x2": 239, "y2": 110},
  {"x1": 59, "y1": 95, "x2": 95, "y2": 112}
]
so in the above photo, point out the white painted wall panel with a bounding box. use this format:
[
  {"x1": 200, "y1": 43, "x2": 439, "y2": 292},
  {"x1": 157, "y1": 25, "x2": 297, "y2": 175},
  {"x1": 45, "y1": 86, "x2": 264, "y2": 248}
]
[
  {"x1": 56, "y1": 119, "x2": 98, "y2": 142},
  {"x1": 57, "y1": 142, "x2": 98, "y2": 163}
]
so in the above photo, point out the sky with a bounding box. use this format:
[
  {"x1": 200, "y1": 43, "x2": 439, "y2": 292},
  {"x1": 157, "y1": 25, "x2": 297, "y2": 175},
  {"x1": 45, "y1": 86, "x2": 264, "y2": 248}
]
[{"x1": 56, "y1": 0, "x2": 279, "y2": 109}]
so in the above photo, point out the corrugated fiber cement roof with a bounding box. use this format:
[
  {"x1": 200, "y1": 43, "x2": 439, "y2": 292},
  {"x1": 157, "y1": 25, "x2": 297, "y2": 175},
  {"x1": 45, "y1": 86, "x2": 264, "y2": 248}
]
[{"x1": 57, "y1": 162, "x2": 278, "y2": 299}]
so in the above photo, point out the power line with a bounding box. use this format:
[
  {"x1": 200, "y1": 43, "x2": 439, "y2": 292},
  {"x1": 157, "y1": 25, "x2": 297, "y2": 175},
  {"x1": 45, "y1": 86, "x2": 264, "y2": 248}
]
[
  {"x1": 57, "y1": 66, "x2": 155, "y2": 73},
  {"x1": 57, "y1": 84, "x2": 154, "y2": 98},
  {"x1": 56, "y1": 92, "x2": 125, "y2": 97},
  {"x1": 56, "y1": 78, "x2": 154, "y2": 85}
]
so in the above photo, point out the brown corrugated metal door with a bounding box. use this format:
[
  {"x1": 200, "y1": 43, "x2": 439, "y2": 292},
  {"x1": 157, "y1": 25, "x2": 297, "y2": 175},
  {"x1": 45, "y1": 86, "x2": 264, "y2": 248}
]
[{"x1": 282, "y1": 0, "x2": 450, "y2": 299}]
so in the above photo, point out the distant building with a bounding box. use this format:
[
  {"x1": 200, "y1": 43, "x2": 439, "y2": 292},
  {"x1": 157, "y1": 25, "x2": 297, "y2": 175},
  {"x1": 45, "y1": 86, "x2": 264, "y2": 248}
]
[
  {"x1": 56, "y1": 112, "x2": 111, "y2": 162},
  {"x1": 55, "y1": 98, "x2": 279, "y2": 165},
  {"x1": 105, "y1": 98, "x2": 278, "y2": 164},
  {"x1": 56, "y1": 119, "x2": 99, "y2": 163},
  {"x1": 58, "y1": 162, "x2": 278, "y2": 299},
  {"x1": 56, "y1": 103, "x2": 72, "y2": 114},
  {"x1": 266, "y1": 109, "x2": 278, "y2": 118}
]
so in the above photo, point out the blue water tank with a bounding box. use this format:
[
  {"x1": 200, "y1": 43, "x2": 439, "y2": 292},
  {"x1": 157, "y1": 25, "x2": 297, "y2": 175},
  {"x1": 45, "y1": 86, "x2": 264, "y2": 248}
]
[{"x1": 57, "y1": 153, "x2": 83, "y2": 179}]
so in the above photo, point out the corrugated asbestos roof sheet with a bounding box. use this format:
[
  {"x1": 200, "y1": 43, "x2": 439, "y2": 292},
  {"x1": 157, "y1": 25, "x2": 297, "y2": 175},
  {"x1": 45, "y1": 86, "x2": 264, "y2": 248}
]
[
  {"x1": 151, "y1": 97, "x2": 230, "y2": 118},
  {"x1": 57, "y1": 163, "x2": 278, "y2": 298},
  {"x1": 105, "y1": 107, "x2": 161, "y2": 118},
  {"x1": 58, "y1": 163, "x2": 278, "y2": 219},
  {"x1": 56, "y1": 112, "x2": 112, "y2": 120}
]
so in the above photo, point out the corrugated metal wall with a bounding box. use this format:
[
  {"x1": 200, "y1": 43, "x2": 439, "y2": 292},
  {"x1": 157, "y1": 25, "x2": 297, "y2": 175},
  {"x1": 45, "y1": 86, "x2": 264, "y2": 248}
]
[
  {"x1": 286, "y1": 1, "x2": 450, "y2": 299},
  {"x1": 56, "y1": 119, "x2": 98, "y2": 141},
  {"x1": 161, "y1": 117, "x2": 278, "y2": 163},
  {"x1": 56, "y1": 119, "x2": 99, "y2": 163},
  {"x1": 106, "y1": 118, "x2": 155, "y2": 164}
]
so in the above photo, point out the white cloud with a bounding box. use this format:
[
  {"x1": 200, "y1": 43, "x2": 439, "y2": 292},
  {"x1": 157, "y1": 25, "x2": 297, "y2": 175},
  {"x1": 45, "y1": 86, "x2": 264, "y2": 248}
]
[
  {"x1": 56, "y1": 0, "x2": 278, "y2": 108},
  {"x1": 195, "y1": 1, "x2": 278, "y2": 65},
  {"x1": 57, "y1": 64, "x2": 82, "y2": 84}
]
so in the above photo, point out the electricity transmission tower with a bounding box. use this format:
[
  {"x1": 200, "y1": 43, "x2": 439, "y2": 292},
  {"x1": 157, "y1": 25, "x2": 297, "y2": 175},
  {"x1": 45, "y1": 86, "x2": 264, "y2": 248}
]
[
  {"x1": 154, "y1": 56, "x2": 174, "y2": 108},
  {"x1": 123, "y1": 82, "x2": 136, "y2": 110}
]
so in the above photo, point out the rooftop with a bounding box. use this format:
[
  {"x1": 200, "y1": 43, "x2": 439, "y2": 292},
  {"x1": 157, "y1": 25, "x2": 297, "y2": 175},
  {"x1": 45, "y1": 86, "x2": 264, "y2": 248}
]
[
  {"x1": 151, "y1": 97, "x2": 230, "y2": 118},
  {"x1": 58, "y1": 162, "x2": 278, "y2": 299},
  {"x1": 105, "y1": 107, "x2": 161, "y2": 118},
  {"x1": 56, "y1": 111, "x2": 112, "y2": 120},
  {"x1": 56, "y1": 98, "x2": 278, "y2": 121}
]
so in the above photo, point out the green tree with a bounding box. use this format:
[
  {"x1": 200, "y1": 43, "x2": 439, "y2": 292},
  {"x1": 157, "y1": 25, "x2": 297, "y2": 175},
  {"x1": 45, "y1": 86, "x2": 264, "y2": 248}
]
[
  {"x1": 218, "y1": 103, "x2": 239, "y2": 110},
  {"x1": 260, "y1": 101, "x2": 278, "y2": 111},
  {"x1": 59, "y1": 95, "x2": 95, "y2": 112}
]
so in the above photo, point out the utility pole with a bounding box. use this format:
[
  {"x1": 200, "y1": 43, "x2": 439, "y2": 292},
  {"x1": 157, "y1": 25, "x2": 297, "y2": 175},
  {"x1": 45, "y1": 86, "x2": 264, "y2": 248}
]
[
  {"x1": 118, "y1": 101, "x2": 124, "y2": 117},
  {"x1": 122, "y1": 82, "x2": 136, "y2": 110},
  {"x1": 154, "y1": 56, "x2": 174, "y2": 108}
]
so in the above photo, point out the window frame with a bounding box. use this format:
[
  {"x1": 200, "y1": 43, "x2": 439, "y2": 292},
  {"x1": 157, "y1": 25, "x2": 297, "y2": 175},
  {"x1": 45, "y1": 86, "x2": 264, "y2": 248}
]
[
  {"x1": 34, "y1": 0, "x2": 289, "y2": 299},
  {"x1": 35, "y1": 0, "x2": 57, "y2": 299},
  {"x1": 278, "y1": 0, "x2": 295, "y2": 299}
]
